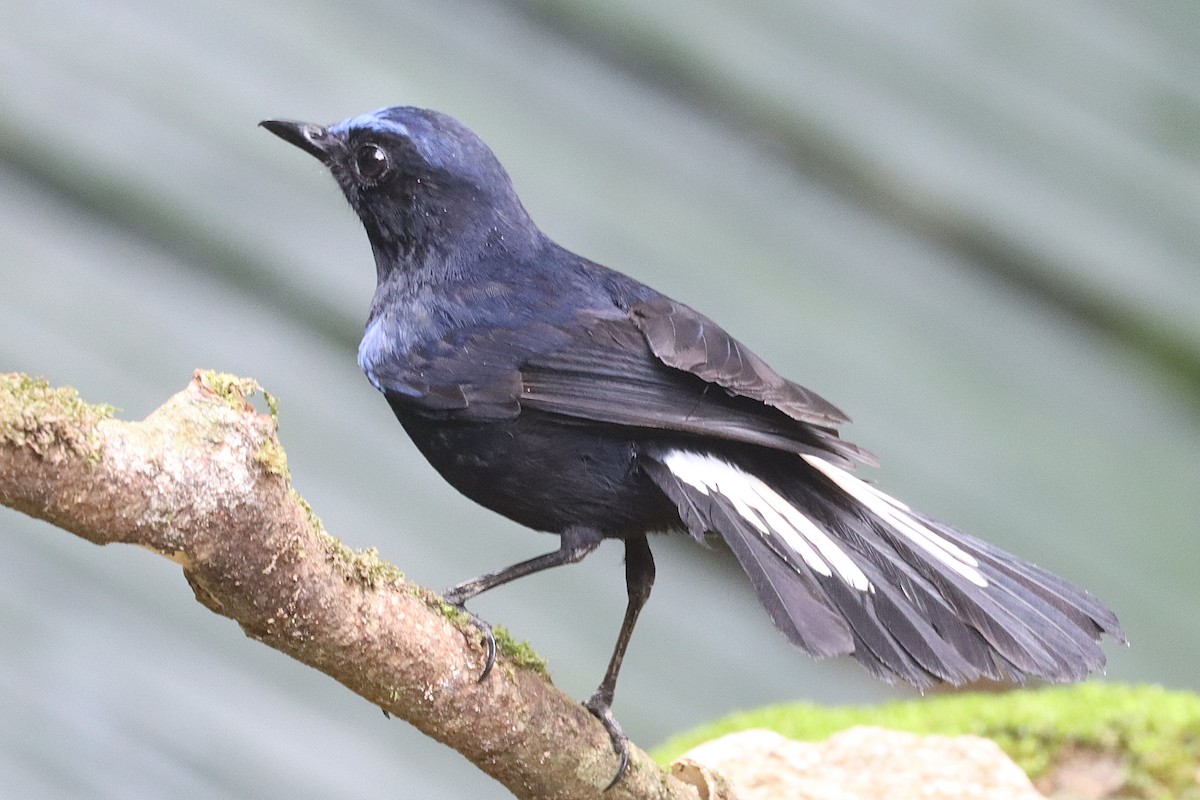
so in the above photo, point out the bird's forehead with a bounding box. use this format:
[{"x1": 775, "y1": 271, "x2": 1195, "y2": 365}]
[
  {"x1": 328, "y1": 106, "x2": 468, "y2": 170},
  {"x1": 326, "y1": 106, "x2": 493, "y2": 177},
  {"x1": 329, "y1": 109, "x2": 412, "y2": 139}
]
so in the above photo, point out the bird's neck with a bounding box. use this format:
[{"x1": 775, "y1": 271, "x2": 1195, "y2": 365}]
[
  {"x1": 367, "y1": 207, "x2": 543, "y2": 286},
  {"x1": 366, "y1": 191, "x2": 541, "y2": 277}
]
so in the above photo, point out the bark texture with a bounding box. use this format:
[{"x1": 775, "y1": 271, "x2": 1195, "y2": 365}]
[{"x1": 0, "y1": 371, "x2": 711, "y2": 800}]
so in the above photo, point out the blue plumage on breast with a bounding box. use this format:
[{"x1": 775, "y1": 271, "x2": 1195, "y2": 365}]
[{"x1": 357, "y1": 247, "x2": 638, "y2": 415}]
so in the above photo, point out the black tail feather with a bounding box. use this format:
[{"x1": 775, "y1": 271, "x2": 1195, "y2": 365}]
[
  {"x1": 645, "y1": 448, "x2": 1121, "y2": 688},
  {"x1": 917, "y1": 513, "x2": 1125, "y2": 643},
  {"x1": 647, "y1": 459, "x2": 854, "y2": 658}
]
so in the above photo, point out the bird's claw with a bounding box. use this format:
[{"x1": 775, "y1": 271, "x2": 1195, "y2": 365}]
[
  {"x1": 584, "y1": 694, "x2": 630, "y2": 791},
  {"x1": 444, "y1": 596, "x2": 496, "y2": 682}
]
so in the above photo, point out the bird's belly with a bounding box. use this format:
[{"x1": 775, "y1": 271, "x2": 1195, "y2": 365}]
[{"x1": 391, "y1": 407, "x2": 678, "y2": 536}]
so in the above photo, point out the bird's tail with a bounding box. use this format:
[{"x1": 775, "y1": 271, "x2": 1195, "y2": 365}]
[{"x1": 643, "y1": 447, "x2": 1124, "y2": 688}]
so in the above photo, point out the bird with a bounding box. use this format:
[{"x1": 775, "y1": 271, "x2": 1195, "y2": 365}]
[{"x1": 261, "y1": 107, "x2": 1124, "y2": 788}]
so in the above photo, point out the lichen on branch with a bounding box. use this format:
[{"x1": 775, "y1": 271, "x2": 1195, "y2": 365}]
[{"x1": 0, "y1": 371, "x2": 707, "y2": 800}]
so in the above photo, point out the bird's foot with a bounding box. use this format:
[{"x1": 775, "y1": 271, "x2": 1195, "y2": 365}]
[
  {"x1": 584, "y1": 692, "x2": 630, "y2": 791},
  {"x1": 442, "y1": 591, "x2": 496, "y2": 682}
]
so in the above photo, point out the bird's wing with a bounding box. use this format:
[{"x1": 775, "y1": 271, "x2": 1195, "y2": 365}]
[
  {"x1": 629, "y1": 295, "x2": 851, "y2": 427},
  {"x1": 374, "y1": 294, "x2": 871, "y2": 464},
  {"x1": 518, "y1": 302, "x2": 873, "y2": 466},
  {"x1": 366, "y1": 316, "x2": 571, "y2": 421}
]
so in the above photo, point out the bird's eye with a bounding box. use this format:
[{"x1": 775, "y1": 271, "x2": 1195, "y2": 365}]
[{"x1": 353, "y1": 143, "x2": 390, "y2": 182}]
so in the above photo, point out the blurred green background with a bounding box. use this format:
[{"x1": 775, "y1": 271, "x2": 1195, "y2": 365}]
[{"x1": 2, "y1": 1, "x2": 1197, "y2": 797}]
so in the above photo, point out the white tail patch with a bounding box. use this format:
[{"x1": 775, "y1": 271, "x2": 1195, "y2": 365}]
[
  {"x1": 802, "y1": 455, "x2": 989, "y2": 588},
  {"x1": 662, "y1": 451, "x2": 873, "y2": 591}
]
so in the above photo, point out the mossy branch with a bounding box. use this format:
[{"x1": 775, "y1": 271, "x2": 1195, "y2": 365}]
[{"x1": 0, "y1": 371, "x2": 710, "y2": 800}]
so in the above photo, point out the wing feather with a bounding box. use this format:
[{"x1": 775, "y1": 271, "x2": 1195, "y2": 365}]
[
  {"x1": 520, "y1": 309, "x2": 874, "y2": 465},
  {"x1": 631, "y1": 296, "x2": 852, "y2": 427},
  {"x1": 372, "y1": 294, "x2": 873, "y2": 465}
]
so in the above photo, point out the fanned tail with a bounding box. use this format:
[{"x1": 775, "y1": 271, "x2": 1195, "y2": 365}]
[{"x1": 644, "y1": 448, "x2": 1124, "y2": 688}]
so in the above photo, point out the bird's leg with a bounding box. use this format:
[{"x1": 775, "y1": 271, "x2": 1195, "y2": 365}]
[
  {"x1": 585, "y1": 534, "x2": 655, "y2": 791},
  {"x1": 442, "y1": 526, "x2": 603, "y2": 681}
]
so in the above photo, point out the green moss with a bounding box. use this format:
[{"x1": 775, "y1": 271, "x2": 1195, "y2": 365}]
[
  {"x1": 198, "y1": 370, "x2": 264, "y2": 410},
  {"x1": 0, "y1": 373, "x2": 115, "y2": 457},
  {"x1": 291, "y1": 488, "x2": 326, "y2": 538},
  {"x1": 652, "y1": 683, "x2": 1200, "y2": 799},
  {"x1": 295, "y1": 492, "x2": 406, "y2": 589},
  {"x1": 435, "y1": 598, "x2": 474, "y2": 628},
  {"x1": 316, "y1": 529, "x2": 405, "y2": 590},
  {"x1": 197, "y1": 369, "x2": 280, "y2": 429},
  {"x1": 431, "y1": 601, "x2": 549, "y2": 677},
  {"x1": 292, "y1": 487, "x2": 405, "y2": 589},
  {"x1": 195, "y1": 371, "x2": 286, "y2": 478},
  {"x1": 492, "y1": 625, "x2": 549, "y2": 676},
  {"x1": 261, "y1": 390, "x2": 280, "y2": 425},
  {"x1": 254, "y1": 437, "x2": 290, "y2": 480},
  {"x1": 348, "y1": 545, "x2": 406, "y2": 589}
]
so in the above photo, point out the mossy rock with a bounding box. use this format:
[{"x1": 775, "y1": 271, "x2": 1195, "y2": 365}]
[{"x1": 653, "y1": 683, "x2": 1200, "y2": 799}]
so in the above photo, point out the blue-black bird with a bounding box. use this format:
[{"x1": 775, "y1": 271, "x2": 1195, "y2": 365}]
[{"x1": 261, "y1": 107, "x2": 1124, "y2": 786}]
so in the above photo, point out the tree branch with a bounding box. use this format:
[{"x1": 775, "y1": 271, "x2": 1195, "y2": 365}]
[{"x1": 0, "y1": 371, "x2": 711, "y2": 800}]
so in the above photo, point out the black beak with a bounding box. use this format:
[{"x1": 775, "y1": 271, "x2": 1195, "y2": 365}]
[{"x1": 259, "y1": 119, "x2": 335, "y2": 163}]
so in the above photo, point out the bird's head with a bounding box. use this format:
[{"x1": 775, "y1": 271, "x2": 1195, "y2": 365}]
[{"x1": 261, "y1": 107, "x2": 537, "y2": 277}]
